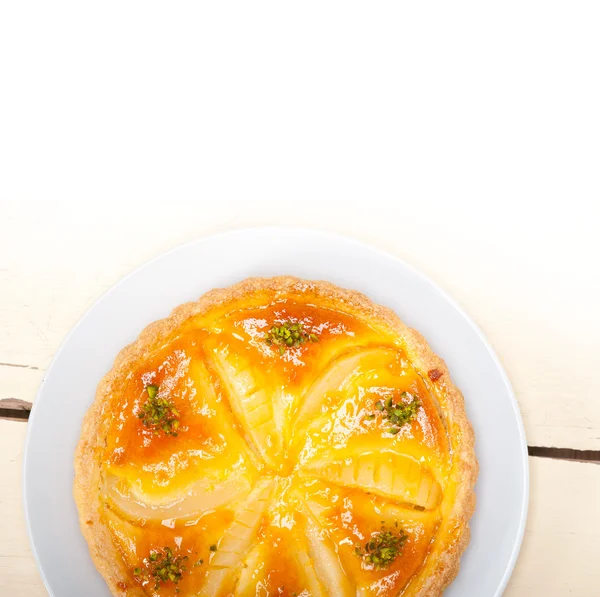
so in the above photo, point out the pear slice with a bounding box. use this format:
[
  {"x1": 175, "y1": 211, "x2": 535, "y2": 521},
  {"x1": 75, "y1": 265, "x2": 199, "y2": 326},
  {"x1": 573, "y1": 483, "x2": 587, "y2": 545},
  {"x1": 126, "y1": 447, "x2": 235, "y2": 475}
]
[
  {"x1": 233, "y1": 541, "x2": 266, "y2": 597},
  {"x1": 304, "y1": 451, "x2": 442, "y2": 511},
  {"x1": 199, "y1": 480, "x2": 273, "y2": 596},
  {"x1": 105, "y1": 471, "x2": 253, "y2": 523},
  {"x1": 296, "y1": 347, "x2": 397, "y2": 431},
  {"x1": 210, "y1": 351, "x2": 281, "y2": 467},
  {"x1": 293, "y1": 539, "x2": 326, "y2": 597},
  {"x1": 303, "y1": 509, "x2": 354, "y2": 597},
  {"x1": 234, "y1": 530, "x2": 327, "y2": 597}
]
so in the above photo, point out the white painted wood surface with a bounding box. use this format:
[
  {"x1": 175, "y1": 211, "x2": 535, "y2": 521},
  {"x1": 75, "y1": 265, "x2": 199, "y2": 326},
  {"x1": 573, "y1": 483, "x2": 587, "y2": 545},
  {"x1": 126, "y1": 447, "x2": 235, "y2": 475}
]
[
  {"x1": 0, "y1": 422, "x2": 46, "y2": 597},
  {"x1": 1, "y1": 201, "x2": 600, "y2": 596}
]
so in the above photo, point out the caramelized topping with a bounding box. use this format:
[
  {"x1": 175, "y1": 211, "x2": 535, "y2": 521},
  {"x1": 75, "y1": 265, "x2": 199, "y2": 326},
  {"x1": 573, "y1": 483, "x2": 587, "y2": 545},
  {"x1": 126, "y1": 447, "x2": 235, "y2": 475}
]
[{"x1": 428, "y1": 368, "x2": 443, "y2": 381}]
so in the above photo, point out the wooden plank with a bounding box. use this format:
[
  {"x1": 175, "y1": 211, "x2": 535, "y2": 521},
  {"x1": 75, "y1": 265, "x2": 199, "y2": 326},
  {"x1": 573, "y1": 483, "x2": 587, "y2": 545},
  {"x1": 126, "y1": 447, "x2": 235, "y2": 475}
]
[
  {"x1": 2, "y1": 419, "x2": 599, "y2": 596},
  {"x1": 1, "y1": 201, "x2": 599, "y2": 449},
  {"x1": 0, "y1": 421, "x2": 47, "y2": 597},
  {"x1": 0, "y1": 366, "x2": 43, "y2": 405},
  {"x1": 505, "y1": 457, "x2": 600, "y2": 597}
]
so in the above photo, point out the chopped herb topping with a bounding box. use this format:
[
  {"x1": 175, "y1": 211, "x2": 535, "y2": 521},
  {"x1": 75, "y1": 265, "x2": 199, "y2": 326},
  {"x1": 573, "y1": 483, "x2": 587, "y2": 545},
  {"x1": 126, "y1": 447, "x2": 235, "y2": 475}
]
[
  {"x1": 265, "y1": 321, "x2": 319, "y2": 353},
  {"x1": 138, "y1": 384, "x2": 181, "y2": 436},
  {"x1": 373, "y1": 392, "x2": 420, "y2": 434},
  {"x1": 134, "y1": 546, "x2": 188, "y2": 590},
  {"x1": 209, "y1": 544, "x2": 217, "y2": 552},
  {"x1": 354, "y1": 525, "x2": 408, "y2": 569}
]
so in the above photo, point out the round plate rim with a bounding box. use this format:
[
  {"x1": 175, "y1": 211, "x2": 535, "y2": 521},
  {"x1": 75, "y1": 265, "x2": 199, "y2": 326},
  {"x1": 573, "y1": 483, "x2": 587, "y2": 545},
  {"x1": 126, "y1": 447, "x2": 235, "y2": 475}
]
[{"x1": 23, "y1": 226, "x2": 530, "y2": 597}]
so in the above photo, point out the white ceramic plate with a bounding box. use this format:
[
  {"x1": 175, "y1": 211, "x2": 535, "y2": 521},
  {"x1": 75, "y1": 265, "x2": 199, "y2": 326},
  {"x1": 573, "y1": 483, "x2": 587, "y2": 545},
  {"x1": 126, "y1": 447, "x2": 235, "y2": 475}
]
[{"x1": 24, "y1": 227, "x2": 529, "y2": 597}]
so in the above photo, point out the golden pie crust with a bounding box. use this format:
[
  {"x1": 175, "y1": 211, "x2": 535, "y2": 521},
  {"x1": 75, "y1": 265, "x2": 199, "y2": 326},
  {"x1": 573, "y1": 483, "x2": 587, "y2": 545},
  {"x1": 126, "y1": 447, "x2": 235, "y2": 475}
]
[{"x1": 74, "y1": 277, "x2": 477, "y2": 597}]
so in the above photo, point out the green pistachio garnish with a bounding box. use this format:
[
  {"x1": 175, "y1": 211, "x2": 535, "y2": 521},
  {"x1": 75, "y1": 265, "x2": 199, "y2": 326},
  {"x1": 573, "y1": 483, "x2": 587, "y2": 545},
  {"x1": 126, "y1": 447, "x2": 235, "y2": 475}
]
[
  {"x1": 134, "y1": 546, "x2": 189, "y2": 590},
  {"x1": 354, "y1": 525, "x2": 408, "y2": 569},
  {"x1": 138, "y1": 384, "x2": 181, "y2": 436},
  {"x1": 264, "y1": 321, "x2": 318, "y2": 353},
  {"x1": 374, "y1": 392, "x2": 420, "y2": 434}
]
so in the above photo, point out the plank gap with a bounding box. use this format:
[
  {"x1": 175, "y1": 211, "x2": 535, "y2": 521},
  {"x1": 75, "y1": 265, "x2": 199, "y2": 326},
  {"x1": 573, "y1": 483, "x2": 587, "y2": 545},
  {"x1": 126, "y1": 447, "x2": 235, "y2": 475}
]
[
  {"x1": 528, "y1": 445, "x2": 600, "y2": 464},
  {"x1": 0, "y1": 409, "x2": 30, "y2": 422},
  {"x1": 0, "y1": 362, "x2": 40, "y2": 370},
  {"x1": 0, "y1": 399, "x2": 32, "y2": 422}
]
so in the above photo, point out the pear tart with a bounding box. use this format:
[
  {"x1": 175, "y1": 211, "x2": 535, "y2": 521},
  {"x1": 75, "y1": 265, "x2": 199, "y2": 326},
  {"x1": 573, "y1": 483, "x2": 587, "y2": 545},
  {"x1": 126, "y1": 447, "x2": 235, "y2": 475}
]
[{"x1": 74, "y1": 277, "x2": 477, "y2": 597}]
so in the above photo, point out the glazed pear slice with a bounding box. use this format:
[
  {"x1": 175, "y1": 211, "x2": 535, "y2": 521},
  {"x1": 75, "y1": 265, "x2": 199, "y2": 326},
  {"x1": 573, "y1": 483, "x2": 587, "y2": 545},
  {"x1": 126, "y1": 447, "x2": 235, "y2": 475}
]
[
  {"x1": 234, "y1": 531, "x2": 327, "y2": 597},
  {"x1": 303, "y1": 509, "x2": 354, "y2": 597},
  {"x1": 209, "y1": 351, "x2": 281, "y2": 467},
  {"x1": 303, "y1": 451, "x2": 442, "y2": 511},
  {"x1": 104, "y1": 471, "x2": 253, "y2": 522},
  {"x1": 295, "y1": 347, "x2": 398, "y2": 431},
  {"x1": 293, "y1": 540, "x2": 327, "y2": 597},
  {"x1": 233, "y1": 541, "x2": 265, "y2": 597},
  {"x1": 199, "y1": 480, "x2": 273, "y2": 597}
]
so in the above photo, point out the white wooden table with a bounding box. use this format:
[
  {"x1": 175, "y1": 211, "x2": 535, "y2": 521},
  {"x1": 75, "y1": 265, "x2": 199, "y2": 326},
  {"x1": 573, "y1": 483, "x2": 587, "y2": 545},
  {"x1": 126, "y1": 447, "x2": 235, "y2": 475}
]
[{"x1": 1, "y1": 201, "x2": 599, "y2": 596}]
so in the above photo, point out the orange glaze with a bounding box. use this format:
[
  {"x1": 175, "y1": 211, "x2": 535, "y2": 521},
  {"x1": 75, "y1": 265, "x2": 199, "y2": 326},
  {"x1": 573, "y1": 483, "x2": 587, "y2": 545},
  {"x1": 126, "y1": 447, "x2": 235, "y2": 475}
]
[
  {"x1": 292, "y1": 350, "x2": 449, "y2": 472},
  {"x1": 106, "y1": 508, "x2": 235, "y2": 596},
  {"x1": 98, "y1": 295, "x2": 452, "y2": 597},
  {"x1": 104, "y1": 334, "x2": 212, "y2": 466},
  {"x1": 102, "y1": 332, "x2": 258, "y2": 496},
  {"x1": 209, "y1": 301, "x2": 383, "y2": 389},
  {"x1": 298, "y1": 481, "x2": 440, "y2": 596}
]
